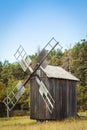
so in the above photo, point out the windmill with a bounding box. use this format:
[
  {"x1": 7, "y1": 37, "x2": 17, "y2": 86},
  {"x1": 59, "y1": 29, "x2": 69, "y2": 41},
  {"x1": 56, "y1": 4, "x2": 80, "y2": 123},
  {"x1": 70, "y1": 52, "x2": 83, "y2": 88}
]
[{"x1": 3, "y1": 37, "x2": 62, "y2": 115}]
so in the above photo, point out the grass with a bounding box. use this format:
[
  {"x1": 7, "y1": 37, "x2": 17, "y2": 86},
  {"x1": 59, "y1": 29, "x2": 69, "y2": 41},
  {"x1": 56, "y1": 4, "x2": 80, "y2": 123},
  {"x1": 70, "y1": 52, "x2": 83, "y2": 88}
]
[
  {"x1": 78, "y1": 111, "x2": 87, "y2": 117},
  {"x1": 0, "y1": 112, "x2": 87, "y2": 130}
]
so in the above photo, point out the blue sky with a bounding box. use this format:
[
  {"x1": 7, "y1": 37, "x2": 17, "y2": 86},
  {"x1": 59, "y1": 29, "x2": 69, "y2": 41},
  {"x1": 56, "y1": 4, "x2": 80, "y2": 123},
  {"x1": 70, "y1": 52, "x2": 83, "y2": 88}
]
[{"x1": 0, "y1": 0, "x2": 87, "y2": 63}]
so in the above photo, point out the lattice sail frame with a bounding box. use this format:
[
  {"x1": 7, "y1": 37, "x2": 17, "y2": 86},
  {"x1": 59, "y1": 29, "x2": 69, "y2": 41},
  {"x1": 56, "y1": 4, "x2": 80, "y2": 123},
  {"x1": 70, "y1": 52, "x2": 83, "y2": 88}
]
[{"x1": 14, "y1": 45, "x2": 32, "y2": 72}]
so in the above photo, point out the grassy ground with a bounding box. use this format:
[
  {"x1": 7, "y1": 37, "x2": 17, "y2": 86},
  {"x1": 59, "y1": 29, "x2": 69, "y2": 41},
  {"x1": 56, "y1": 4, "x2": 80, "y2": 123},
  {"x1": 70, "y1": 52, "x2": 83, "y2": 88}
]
[{"x1": 0, "y1": 112, "x2": 87, "y2": 130}]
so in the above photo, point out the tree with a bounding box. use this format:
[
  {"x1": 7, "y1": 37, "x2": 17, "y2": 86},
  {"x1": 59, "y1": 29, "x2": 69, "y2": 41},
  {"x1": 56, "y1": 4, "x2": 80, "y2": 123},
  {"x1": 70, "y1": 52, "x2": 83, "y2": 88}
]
[
  {"x1": 47, "y1": 49, "x2": 63, "y2": 66},
  {"x1": 0, "y1": 82, "x2": 6, "y2": 101},
  {"x1": 61, "y1": 49, "x2": 73, "y2": 72},
  {"x1": 72, "y1": 41, "x2": 87, "y2": 86},
  {"x1": 0, "y1": 61, "x2": 3, "y2": 78},
  {"x1": 71, "y1": 40, "x2": 87, "y2": 111}
]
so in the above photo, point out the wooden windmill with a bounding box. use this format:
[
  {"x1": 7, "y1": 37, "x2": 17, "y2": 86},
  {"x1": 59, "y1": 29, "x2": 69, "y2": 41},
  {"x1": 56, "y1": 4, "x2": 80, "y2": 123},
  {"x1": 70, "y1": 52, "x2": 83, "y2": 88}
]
[{"x1": 3, "y1": 37, "x2": 61, "y2": 117}]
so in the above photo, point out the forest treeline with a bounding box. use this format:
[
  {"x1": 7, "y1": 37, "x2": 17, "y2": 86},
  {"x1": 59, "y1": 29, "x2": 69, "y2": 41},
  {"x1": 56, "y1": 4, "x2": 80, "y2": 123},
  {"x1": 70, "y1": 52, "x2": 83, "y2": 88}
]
[{"x1": 0, "y1": 39, "x2": 87, "y2": 116}]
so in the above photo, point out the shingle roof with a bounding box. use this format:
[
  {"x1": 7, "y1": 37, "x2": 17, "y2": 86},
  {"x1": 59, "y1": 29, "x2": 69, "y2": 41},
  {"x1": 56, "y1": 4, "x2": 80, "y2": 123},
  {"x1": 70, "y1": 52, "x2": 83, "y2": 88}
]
[{"x1": 42, "y1": 65, "x2": 79, "y2": 81}]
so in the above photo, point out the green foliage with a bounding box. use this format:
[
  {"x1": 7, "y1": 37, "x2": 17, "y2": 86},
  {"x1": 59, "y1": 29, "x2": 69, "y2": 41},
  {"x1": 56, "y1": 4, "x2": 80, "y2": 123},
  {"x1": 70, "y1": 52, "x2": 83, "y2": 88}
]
[
  {"x1": 77, "y1": 83, "x2": 87, "y2": 111},
  {"x1": 0, "y1": 61, "x2": 3, "y2": 78},
  {"x1": 72, "y1": 41, "x2": 87, "y2": 86},
  {"x1": 47, "y1": 49, "x2": 63, "y2": 66},
  {"x1": 0, "y1": 60, "x2": 30, "y2": 115},
  {"x1": 12, "y1": 63, "x2": 26, "y2": 80},
  {"x1": 0, "y1": 82, "x2": 6, "y2": 101},
  {"x1": 19, "y1": 83, "x2": 30, "y2": 110},
  {"x1": 71, "y1": 41, "x2": 87, "y2": 111},
  {"x1": 61, "y1": 49, "x2": 73, "y2": 72}
]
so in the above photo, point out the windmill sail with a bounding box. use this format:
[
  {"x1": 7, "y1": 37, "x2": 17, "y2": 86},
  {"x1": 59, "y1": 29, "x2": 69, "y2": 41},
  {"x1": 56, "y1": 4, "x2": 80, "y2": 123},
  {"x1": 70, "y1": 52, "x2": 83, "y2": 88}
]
[
  {"x1": 14, "y1": 45, "x2": 32, "y2": 72},
  {"x1": 3, "y1": 81, "x2": 25, "y2": 111},
  {"x1": 36, "y1": 76, "x2": 55, "y2": 113}
]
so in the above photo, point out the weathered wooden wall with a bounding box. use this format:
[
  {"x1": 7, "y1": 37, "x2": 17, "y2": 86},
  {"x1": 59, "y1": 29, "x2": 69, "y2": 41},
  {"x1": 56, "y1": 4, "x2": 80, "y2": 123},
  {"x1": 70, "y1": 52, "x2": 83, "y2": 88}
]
[{"x1": 30, "y1": 70, "x2": 77, "y2": 120}]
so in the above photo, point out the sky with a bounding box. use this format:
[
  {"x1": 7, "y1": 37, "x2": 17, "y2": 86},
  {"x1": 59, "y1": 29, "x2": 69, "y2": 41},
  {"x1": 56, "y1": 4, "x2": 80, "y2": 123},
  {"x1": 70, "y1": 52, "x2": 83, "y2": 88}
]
[{"x1": 0, "y1": 0, "x2": 87, "y2": 63}]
